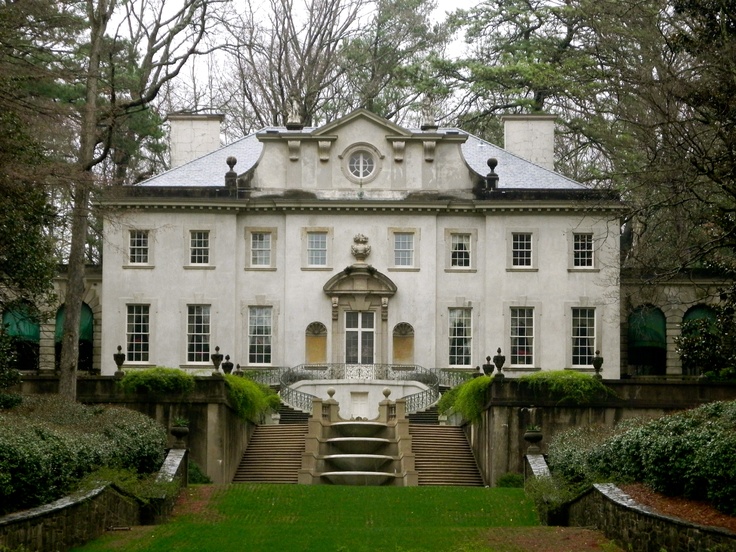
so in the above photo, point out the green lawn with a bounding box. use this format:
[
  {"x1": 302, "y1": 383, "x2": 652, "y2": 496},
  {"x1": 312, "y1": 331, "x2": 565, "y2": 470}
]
[{"x1": 73, "y1": 484, "x2": 539, "y2": 552}]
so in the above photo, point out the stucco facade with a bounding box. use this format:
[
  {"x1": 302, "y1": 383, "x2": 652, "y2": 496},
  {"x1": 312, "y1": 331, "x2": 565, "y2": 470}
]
[{"x1": 98, "y1": 110, "x2": 622, "y2": 378}]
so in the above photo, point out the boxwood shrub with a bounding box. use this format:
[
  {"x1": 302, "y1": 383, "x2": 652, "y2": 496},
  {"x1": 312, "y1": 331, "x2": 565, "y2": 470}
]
[
  {"x1": 117, "y1": 367, "x2": 196, "y2": 395},
  {"x1": 547, "y1": 400, "x2": 736, "y2": 515},
  {"x1": 0, "y1": 396, "x2": 166, "y2": 515}
]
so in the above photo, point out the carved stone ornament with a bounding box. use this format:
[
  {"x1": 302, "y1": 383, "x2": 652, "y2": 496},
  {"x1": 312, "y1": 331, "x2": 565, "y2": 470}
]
[{"x1": 351, "y1": 234, "x2": 371, "y2": 262}]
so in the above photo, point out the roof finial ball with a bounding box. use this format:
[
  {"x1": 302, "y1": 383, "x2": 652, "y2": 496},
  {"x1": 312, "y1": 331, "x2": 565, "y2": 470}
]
[
  {"x1": 486, "y1": 157, "x2": 499, "y2": 191},
  {"x1": 227, "y1": 156, "x2": 237, "y2": 171}
]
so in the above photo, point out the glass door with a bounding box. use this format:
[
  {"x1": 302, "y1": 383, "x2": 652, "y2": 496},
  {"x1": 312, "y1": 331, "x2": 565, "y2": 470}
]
[{"x1": 345, "y1": 311, "x2": 374, "y2": 364}]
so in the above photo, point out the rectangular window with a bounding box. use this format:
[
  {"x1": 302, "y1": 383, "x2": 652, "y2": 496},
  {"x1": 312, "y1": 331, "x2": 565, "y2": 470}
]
[
  {"x1": 126, "y1": 305, "x2": 149, "y2": 362},
  {"x1": 345, "y1": 311, "x2": 375, "y2": 364},
  {"x1": 251, "y1": 233, "x2": 271, "y2": 266},
  {"x1": 190, "y1": 231, "x2": 210, "y2": 264},
  {"x1": 449, "y1": 308, "x2": 472, "y2": 366},
  {"x1": 512, "y1": 233, "x2": 533, "y2": 267},
  {"x1": 572, "y1": 307, "x2": 596, "y2": 366},
  {"x1": 394, "y1": 233, "x2": 414, "y2": 266},
  {"x1": 307, "y1": 232, "x2": 327, "y2": 266},
  {"x1": 573, "y1": 233, "x2": 594, "y2": 267},
  {"x1": 510, "y1": 307, "x2": 534, "y2": 365},
  {"x1": 187, "y1": 305, "x2": 210, "y2": 363},
  {"x1": 249, "y1": 306, "x2": 272, "y2": 364},
  {"x1": 451, "y1": 234, "x2": 471, "y2": 267},
  {"x1": 129, "y1": 230, "x2": 149, "y2": 264}
]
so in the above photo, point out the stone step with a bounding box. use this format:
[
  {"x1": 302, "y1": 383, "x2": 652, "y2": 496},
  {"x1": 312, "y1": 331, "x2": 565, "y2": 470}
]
[
  {"x1": 408, "y1": 425, "x2": 484, "y2": 487},
  {"x1": 233, "y1": 424, "x2": 308, "y2": 484}
]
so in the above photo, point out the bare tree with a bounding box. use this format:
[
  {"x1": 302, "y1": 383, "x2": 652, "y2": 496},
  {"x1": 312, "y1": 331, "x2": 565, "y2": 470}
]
[{"x1": 59, "y1": 0, "x2": 221, "y2": 399}]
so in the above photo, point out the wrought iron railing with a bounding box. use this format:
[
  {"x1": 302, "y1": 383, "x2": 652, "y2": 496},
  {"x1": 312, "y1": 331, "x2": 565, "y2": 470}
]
[
  {"x1": 436, "y1": 368, "x2": 479, "y2": 388},
  {"x1": 278, "y1": 363, "x2": 441, "y2": 414}
]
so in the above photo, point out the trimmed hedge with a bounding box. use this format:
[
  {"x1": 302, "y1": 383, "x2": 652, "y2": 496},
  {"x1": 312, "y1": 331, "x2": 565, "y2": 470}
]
[
  {"x1": 547, "y1": 401, "x2": 736, "y2": 515},
  {"x1": 117, "y1": 367, "x2": 196, "y2": 395},
  {"x1": 0, "y1": 396, "x2": 166, "y2": 515}
]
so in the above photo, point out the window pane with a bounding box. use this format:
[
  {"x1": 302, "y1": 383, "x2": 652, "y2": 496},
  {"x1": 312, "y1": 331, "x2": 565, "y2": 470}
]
[
  {"x1": 345, "y1": 311, "x2": 374, "y2": 364},
  {"x1": 573, "y1": 234, "x2": 594, "y2": 267},
  {"x1": 451, "y1": 234, "x2": 470, "y2": 267},
  {"x1": 512, "y1": 233, "x2": 532, "y2": 267},
  {"x1": 307, "y1": 232, "x2": 327, "y2": 266},
  {"x1": 511, "y1": 307, "x2": 534, "y2": 365},
  {"x1": 249, "y1": 306, "x2": 272, "y2": 364},
  {"x1": 572, "y1": 307, "x2": 595, "y2": 365},
  {"x1": 190, "y1": 231, "x2": 210, "y2": 264},
  {"x1": 187, "y1": 305, "x2": 210, "y2": 362},
  {"x1": 251, "y1": 233, "x2": 271, "y2": 266},
  {"x1": 129, "y1": 230, "x2": 149, "y2": 264},
  {"x1": 449, "y1": 308, "x2": 471, "y2": 366},
  {"x1": 126, "y1": 305, "x2": 149, "y2": 362},
  {"x1": 394, "y1": 233, "x2": 414, "y2": 266}
]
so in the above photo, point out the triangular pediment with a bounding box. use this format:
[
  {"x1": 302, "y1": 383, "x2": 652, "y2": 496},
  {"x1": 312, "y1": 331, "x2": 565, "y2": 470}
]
[{"x1": 313, "y1": 109, "x2": 412, "y2": 139}]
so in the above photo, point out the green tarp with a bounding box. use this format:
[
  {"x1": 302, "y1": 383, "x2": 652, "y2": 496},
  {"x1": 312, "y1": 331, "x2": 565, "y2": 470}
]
[
  {"x1": 55, "y1": 304, "x2": 94, "y2": 342},
  {"x1": 628, "y1": 307, "x2": 666, "y2": 349}
]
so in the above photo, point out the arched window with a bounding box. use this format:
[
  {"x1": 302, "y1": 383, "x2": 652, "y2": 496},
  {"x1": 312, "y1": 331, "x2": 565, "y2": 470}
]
[
  {"x1": 627, "y1": 305, "x2": 666, "y2": 375},
  {"x1": 2, "y1": 302, "x2": 40, "y2": 370},
  {"x1": 305, "y1": 322, "x2": 327, "y2": 364},
  {"x1": 55, "y1": 303, "x2": 94, "y2": 371},
  {"x1": 392, "y1": 322, "x2": 414, "y2": 365},
  {"x1": 683, "y1": 305, "x2": 717, "y2": 324}
]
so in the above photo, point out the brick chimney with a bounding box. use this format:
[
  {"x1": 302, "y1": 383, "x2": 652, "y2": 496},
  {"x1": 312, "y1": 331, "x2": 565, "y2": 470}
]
[
  {"x1": 169, "y1": 112, "x2": 224, "y2": 168},
  {"x1": 501, "y1": 114, "x2": 556, "y2": 171}
]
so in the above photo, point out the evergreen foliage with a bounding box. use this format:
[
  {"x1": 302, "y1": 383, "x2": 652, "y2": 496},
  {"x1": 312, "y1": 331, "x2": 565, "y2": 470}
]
[
  {"x1": 0, "y1": 330, "x2": 21, "y2": 409},
  {"x1": 547, "y1": 401, "x2": 736, "y2": 515},
  {"x1": 437, "y1": 375, "x2": 493, "y2": 423},
  {"x1": 520, "y1": 370, "x2": 616, "y2": 405},
  {"x1": 675, "y1": 307, "x2": 736, "y2": 380},
  {"x1": 224, "y1": 374, "x2": 281, "y2": 422},
  {"x1": 0, "y1": 396, "x2": 166, "y2": 514},
  {"x1": 117, "y1": 367, "x2": 196, "y2": 395}
]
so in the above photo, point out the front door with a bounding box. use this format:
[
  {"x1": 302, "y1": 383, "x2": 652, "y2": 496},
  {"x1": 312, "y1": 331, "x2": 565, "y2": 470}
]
[{"x1": 345, "y1": 311, "x2": 374, "y2": 364}]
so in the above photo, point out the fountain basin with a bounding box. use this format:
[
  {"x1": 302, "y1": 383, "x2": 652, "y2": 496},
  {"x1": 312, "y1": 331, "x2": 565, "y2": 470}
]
[
  {"x1": 323, "y1": 454, "x2": 393, "y2": 471},
  {"x1": 326, "y1": 437, "x2": 391, "y2": 454},
  {"x1": 321, "y1": 471, "x2": 395, "y2": 486},
  {"x1": 331, "y1": 421, "x2": 387, "y2": 437}
]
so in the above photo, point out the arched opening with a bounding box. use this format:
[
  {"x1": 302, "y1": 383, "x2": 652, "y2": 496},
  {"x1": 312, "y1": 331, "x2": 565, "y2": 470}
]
[
  {"x1": 305, "y1": 322, "x2": 327, "y2": 364},
  {"x1": 2, "y1": 302, "x2": 40, "y2": 370},
  {"x1": 627, "y1": 305, "x2": 666, "y2": 375},
  {"x1": 680, "y1": 305, "x2": 718, "y2": 375},
  {"x1": 55, "y1": 303, "x2": 94, "y2": 372},
  {"x1": 683, "y1": 304, "x2": 717, "y2": 324},
  {"x1": 392, "y1": 323, "x2": 414, "y2": 364}
]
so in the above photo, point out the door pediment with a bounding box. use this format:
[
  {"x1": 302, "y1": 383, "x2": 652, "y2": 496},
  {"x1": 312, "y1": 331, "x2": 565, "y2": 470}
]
[{"x1": 323, "y1": 265, "x2": 397, "y2": 298}]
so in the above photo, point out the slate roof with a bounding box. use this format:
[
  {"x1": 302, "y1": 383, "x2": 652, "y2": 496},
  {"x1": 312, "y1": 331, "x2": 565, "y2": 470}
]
[{"x1": 138, "y1": 128, "x2": 585, "y2": 190}]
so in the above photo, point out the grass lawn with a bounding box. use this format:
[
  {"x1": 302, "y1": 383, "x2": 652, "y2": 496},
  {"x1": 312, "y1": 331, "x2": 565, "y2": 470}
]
[{"x1": 73, "y1": 484, "x2": 541, "y2": 552}]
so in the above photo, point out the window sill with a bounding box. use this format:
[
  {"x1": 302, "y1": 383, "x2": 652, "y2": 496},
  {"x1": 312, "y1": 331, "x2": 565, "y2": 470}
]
[
  {"x1": 444, "y1": 268, "x2": 477, "y2": 273},
  {"x1": 122, "y1": 363, "x2": 155, "y2": 369},
  {"x1": 387, "y1": 267, "x2": 420, "y2": 272},
  {"x1": 184, "y1": 265, "x2": 216, "y2": 270},
  {"x1": 301, "y1": 266, "x2": 332, "y2": 271},
  {"x1": 245, "y1": 267, "x2": 277, "y2": 271},
  {"x1": 565, "y1": 366, "x2": 595, "y2": 373},
  {"x1": 506, "y1": 267, "x2": 538, "y2": 272},
  {"x1": 505, "y1": 366, "x2": 541, "y2": 372},
  {"x1": 567, "y1": 268, "x2": 600, "y2": 273},
  {"x1": 123, "y1": 264, "x2": 154, "y2": 270}
]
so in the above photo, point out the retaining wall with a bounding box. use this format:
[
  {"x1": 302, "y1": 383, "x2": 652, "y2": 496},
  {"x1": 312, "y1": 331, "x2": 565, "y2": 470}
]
[
  {"x1": 467, "y1": 378, "x2": 736, "y2": 485},
  {"x1": 16, "y1": 375, "x2": 253, "y2": 484},
  {"x1": 0, "y1": 448, "x2": 187, "y2": 552}
]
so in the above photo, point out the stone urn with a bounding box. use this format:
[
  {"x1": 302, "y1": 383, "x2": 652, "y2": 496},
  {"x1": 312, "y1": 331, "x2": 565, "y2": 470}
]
[
  {"x1": 171, "y1": 423, "x2": 189, "y2": 448},
  {"x1": 523, "y1": 427, "x2": 543, "y2": 454}
]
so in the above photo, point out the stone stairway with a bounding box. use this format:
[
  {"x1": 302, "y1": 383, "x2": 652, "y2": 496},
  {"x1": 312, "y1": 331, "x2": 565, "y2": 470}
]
[
  {"x1": 233, "y1": 424, "x2": 308, "y2": 483},
  {"x1": 407, "y1": 405, "x2": 439, "y2": 425},
  {"x1": 408, "y1": 425, "x2": 485, "y2": 486},
  {"x1": 278, "y1": 403, "x2": 310, "y2": 424}
]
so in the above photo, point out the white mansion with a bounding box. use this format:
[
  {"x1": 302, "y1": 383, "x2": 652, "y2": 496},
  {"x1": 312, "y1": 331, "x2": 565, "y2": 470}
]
[{"x1": 95, "y1": 109, "x2": 622, "y2": 379}]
